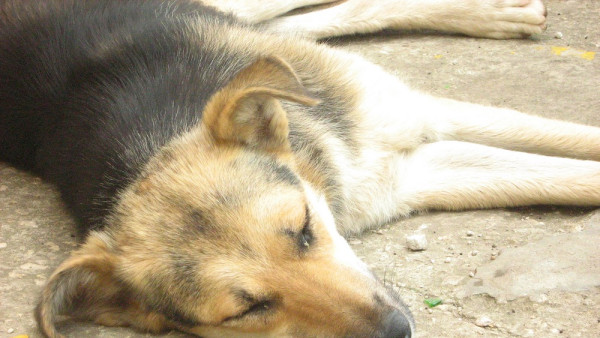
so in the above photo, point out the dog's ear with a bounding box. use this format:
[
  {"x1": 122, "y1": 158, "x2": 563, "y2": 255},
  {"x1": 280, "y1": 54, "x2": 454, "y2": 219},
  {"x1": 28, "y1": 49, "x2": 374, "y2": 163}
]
[
  {"x1": 202, "y1": 56, "x2": 319, "y2": 153},
  {"x1": 36, "y1": 232, "x2": 171, "y2": 338}
]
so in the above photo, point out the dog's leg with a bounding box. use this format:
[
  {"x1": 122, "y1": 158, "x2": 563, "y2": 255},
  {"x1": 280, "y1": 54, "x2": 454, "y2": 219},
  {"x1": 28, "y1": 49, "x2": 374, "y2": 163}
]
[
  {"x1": 399, "y1": 141, "x2": 600, "y2": 212},
  {"x1": 264, "y1": 0, "x2": 546, "y2": 39},
  {"x1": 200, "y1": 0, "x2": 337, "y2": 23},
  {"x1": 285, "y1": 46, "x2": 599, "y2": 233},
  {"x1": 427, "y1": 98, "x2": 600, "y2": 161}
]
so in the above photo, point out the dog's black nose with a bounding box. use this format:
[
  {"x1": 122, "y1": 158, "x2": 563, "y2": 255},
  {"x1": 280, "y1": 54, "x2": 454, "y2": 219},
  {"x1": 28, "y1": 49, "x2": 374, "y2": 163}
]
[{"x1": 381, "y1": 309, "x2": 412, "y2": 338}]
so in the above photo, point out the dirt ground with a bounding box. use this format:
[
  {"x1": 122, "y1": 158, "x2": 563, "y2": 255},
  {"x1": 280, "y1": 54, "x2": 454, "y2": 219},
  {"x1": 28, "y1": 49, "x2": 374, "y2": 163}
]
[{"x1": 1, "y1": 0, "x2": 599, "y2": 337}]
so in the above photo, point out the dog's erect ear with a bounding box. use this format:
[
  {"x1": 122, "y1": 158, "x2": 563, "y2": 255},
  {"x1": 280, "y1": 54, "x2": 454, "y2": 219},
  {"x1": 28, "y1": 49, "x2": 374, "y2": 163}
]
[
  {"x1": 35, "y1": 232, "x2": 171, "y2": 338},
  {"x1": 202, "y1": 56, "x2": 319, "y2": 153}
]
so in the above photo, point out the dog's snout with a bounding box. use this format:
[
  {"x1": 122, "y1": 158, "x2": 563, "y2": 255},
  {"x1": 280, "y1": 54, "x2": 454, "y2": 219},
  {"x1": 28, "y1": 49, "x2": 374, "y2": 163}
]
[{"x1": 381, "y1": 309, "x2": 412, "y2": 338}]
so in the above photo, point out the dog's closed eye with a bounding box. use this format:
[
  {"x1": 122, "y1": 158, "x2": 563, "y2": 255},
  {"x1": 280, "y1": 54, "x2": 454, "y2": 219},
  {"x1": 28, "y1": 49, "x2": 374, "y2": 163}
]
[
  {"x1": 284, "y1": 204, "x2": 315, "y2": 252},
  {"x1": 225, "y1": 292, "x2": 274, "y2": 322},
  {"x1": 298, "y1": 205, "x2": 313, "y2": 250}
]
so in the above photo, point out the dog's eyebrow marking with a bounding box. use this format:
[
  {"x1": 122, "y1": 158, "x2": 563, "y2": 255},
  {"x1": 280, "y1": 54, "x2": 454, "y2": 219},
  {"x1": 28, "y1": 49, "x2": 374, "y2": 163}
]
[
  {"x1": 182, "y1": 204, "x2": 222, "y2": 237},
  {"x1": 186, "y1": 209, "x2": 214, "y2": 234},
  {"x1": 270, "y1": 161, "x2": 300, "y2": 186},
  {"x1": 237, "y1": 156, "x2": 300, "y2": 186}
]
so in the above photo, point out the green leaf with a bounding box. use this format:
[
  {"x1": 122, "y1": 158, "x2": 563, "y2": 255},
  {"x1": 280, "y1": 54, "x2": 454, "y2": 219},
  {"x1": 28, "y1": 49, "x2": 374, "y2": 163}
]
[{"x1": 424, "y1": 297, "x2": 442, "y2": 308}]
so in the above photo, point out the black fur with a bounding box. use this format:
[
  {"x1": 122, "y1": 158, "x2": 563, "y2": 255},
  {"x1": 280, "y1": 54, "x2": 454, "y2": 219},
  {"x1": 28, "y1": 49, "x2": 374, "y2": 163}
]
[{"x1": 0, "y1": 0, "x2": 253, "y2": 232}]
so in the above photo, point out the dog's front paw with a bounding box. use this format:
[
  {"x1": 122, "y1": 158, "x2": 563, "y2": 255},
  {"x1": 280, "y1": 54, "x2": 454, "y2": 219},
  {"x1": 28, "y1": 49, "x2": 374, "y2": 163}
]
[{"x1": 454, "y1": 0, "x2": 547, "y2": 39}]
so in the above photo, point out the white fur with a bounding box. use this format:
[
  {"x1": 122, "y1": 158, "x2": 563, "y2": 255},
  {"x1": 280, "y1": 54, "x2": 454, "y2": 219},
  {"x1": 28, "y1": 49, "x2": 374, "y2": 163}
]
[
  {"x1": 303, "y1": 182, "x2": 373, "y2": 278},
  {"x1": 260, "y1": 0, "x2": 546, "y2": 40},
  {"x1": 298, "y1": 47, "x2": 600, "y2": 235}
]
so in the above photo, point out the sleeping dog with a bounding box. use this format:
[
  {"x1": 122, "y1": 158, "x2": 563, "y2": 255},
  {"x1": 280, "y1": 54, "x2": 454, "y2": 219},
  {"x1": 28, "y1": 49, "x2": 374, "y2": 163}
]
[{"x1": 2, "y1": 0, "x2": 598, "y2": 337}]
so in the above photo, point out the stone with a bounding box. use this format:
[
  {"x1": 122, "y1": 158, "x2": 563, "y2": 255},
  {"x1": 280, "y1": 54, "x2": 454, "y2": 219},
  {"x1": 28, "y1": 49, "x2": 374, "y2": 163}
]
[
  {"x1": 475, "y1": 316, "x2": 493, "y2": 327},
  {"x1": 406, "y1": 234, "x2": 428, "y2": 251}
]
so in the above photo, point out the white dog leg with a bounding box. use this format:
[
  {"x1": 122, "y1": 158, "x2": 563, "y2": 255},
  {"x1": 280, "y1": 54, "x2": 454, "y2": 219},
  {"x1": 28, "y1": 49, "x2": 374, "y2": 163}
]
[
  {"x1": 399, "y1": 141, "x2": 600, "y2": 211},
  {"x1": 264, "y1": 0, "x2": 546, "y2": 39}
]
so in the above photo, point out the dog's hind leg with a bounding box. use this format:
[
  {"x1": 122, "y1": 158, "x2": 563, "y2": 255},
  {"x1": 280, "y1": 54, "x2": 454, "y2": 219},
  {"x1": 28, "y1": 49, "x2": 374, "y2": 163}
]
[
  {"x1": 398, "y1": 141, "x2": 600, "y2": 212},
  {"x1": 263, "y1": 0, "x2": 546, "y2": 39},
  {"x1": 200, "y1": 0, "x2": 337, "y2": 23}
]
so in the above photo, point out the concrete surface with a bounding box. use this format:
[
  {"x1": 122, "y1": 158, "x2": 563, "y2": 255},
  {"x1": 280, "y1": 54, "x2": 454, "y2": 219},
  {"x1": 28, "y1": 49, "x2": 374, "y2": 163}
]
[{"x1": 1, "y1": 0, "x2": 599, "y2": 337}]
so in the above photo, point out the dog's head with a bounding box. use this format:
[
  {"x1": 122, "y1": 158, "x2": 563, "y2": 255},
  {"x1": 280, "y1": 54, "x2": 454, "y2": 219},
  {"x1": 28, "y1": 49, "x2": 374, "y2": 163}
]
[{"x1": 36, "y1": 57, "x2": 414, "y2": 337}]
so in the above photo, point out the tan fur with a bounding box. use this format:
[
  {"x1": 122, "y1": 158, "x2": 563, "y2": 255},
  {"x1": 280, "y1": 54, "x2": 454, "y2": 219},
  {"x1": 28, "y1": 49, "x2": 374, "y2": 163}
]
[{"x1": 33, "y1": 1, "x2": 600, "y2": 337}]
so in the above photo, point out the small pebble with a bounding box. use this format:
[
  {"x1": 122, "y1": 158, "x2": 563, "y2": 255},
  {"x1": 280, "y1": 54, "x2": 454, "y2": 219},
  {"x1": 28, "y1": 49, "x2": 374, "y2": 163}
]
[
  {"x1": 469, "y1": 271, "x2": 475, "y2": 278},
  {"x1": 444, "y1": 257, "x2": 452, "y2": 263},
  {"x1": 490, "y1": 255, "x2": 496, "y2": 260},
  {"x1": 466, "y1": 230, "x2": 474, "y2": 237},
  {"x1": 470, "y1": 250, "x2": 479, "y2": 256},
  {"x1": 550, "y1": 328, "x2": 561, "y2": 334},
  {"x1": 529, "y1": 294, "x2": 548, "y2": 303},
  {"x1": 406, "y1": 234, "x2": 428, "y2": 251},
  {"x1": 7, "y1": 328, "x2": 14, "y2": 334},
  {"x1": 554, "y1": 31, "x2": 563, "y2": 39},
  {"x1": 475, "y1": 316, "x2": 493, "y2": 327},
  {"x1": 0, "y1": 243, "x2": 7, "y2": 249},
  {"x1": 348, "y1": 239, "x2": 362, "y2": 245}
]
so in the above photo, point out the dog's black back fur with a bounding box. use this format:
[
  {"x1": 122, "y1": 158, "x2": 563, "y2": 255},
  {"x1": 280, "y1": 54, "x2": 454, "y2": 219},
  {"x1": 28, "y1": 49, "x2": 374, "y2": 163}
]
[{"x1": 0, "y1": 0, "x2": 252, "y2": 231}]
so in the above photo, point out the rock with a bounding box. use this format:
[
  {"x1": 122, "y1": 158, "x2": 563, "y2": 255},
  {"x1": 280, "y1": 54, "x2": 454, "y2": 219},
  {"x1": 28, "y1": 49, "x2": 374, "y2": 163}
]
[
  {"x1": 475, "y1": 316, "x2": 493, "y2": 327},
  {"x1": 466, "y1": 230, "x2": 474, "y2": 237},
  {"x1": 470, "y1": 250, "x2": 479, "y2": 256},
  {"x1": 406, "y1": 234, "x2": 428, "y2": 251},
  {"x1": 0, "y1": 243, "x2": 7, "y2": 249},
  {"x1": 444, "y1": 257, "x2": 452, "y2": 263},
  {"x1": 458, "y1": 219, "x2": 600, "y2": 301},
  {"x1": 7, "y1": 328, "x2": 14, "y2": 334},
  {"x1": 554, "y1": 32, "x2": 563, "y2": 39},
  {"x1": 529, "y1": 293, "x2": 548, "y2": 303}
]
